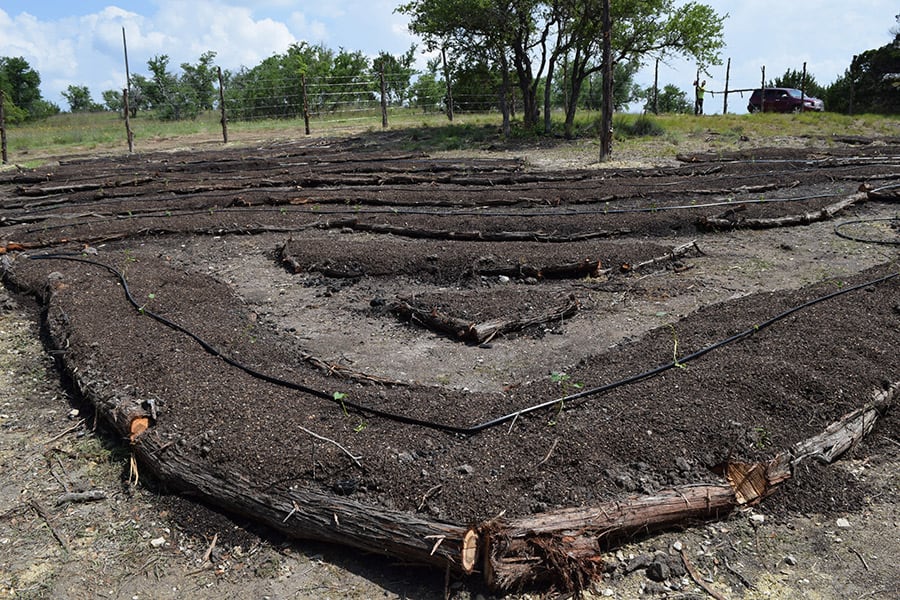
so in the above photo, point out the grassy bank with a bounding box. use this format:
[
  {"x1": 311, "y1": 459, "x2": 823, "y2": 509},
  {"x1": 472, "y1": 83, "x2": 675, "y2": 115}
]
[{"x1": 2, "y1": 108, "x2": 896, "y2": 166}]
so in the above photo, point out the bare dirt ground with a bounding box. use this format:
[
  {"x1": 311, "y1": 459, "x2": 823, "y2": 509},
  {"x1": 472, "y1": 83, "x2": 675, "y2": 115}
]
[{"x1": 1, "y1": 126, "x2": 899, "y2": 599}]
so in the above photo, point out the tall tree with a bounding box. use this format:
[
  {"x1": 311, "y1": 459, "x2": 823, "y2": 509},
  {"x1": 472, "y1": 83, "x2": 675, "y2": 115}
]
[
  {"x1": 770, "y1": 68, "x2": 826, "y2": 99},
  {"x1": 400, "y1": 0, "x2": 725, "y2": 136},
  {"x1": 180, "y1": 51, "x2": 219, "y2": 110},
  {"x1": 0, "y1": 56, "x2": 46, "y2": 119},
  {"x1": 556, "y1": 0, "x2": 725, "y2": 137},
  {"x1": 409, "y1": 57, "x2": 446, "y2": 112},
  {"x1": 845, "y1": 32, "x2": 900, "y2": 114},
  {"x1": 398, "y1": 0, "x2": 522, "y2": 132},
  {"x1": 372, "y1": 46, "x2": 418, "y2": 105},
  {"x1": 641, "y1": 83, "x2": 691, "y2": 113},
  {"x1": 61, "y1": 85, "x2": 100, "y2": 112}
]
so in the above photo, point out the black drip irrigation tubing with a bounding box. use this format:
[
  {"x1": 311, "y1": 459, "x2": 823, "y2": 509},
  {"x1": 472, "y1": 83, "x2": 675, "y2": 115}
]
[
  {"x1": 834, "y1": 218, "x2": 900, "y2": 245},
  {"x1": 27, "y1": 253, "x2": 900, "y2": 436}
]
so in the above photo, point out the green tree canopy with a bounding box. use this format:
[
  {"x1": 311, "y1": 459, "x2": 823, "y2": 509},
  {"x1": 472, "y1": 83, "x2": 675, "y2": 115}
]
[
  {"x1": 769, "y1": 68, "x2": 826, "y2": 99},
  {"x1": 62, "y1": 84, "x2": 102, "y2": 112},
  {"x1": 0, "y1": 56, "x2": 57, "y2": 120},
  {"x1": 644, "y1": 83, "x2": 692, "y2": 113},
  {"x1": 372, "y1": 46, "x2": 418, "y2": 105},
  {"x1": 180, "y1": 51, "x2": 219, "y2": 111},
  {"x1": 846, "y1": 32, "x2": 900, "y2": 114},
  {"x1": 399, "y1": 0, "x2": 726, "y2": 136}
]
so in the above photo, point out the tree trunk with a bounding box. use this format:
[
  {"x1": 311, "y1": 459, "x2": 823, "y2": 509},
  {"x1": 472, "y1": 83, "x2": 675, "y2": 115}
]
[
  {"x1": 543, "y1": 56, "x2": 556, "y2": 134},
  {"x1": 599, "y1": 0, "x2": 613, "y2": 162},
  {"x1": 499, "y1": 53, "x2": 511, "y2": 138}
]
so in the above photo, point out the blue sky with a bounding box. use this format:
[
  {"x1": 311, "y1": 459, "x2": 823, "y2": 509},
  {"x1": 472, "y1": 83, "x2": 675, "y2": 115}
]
[{"x1": 1, "y1": 0, "x2": 897, "y2": 113}]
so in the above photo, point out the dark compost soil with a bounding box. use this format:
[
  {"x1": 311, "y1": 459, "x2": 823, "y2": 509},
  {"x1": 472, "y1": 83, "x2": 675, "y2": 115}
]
[{"x1": 1, "y1": 135, "x2": 898, "y2": 594}]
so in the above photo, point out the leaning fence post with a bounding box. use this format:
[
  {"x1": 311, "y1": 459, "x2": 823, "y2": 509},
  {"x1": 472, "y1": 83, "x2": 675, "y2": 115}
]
[
  {"x1": 217, "y1": 66, "x2": 228, "y2": 144},
  {"x1": 0, "y1": 90, "x2": 7, "y2": 164},
  {"x1": 123, "y1": 88, "x2": 134, "y2": 153}
]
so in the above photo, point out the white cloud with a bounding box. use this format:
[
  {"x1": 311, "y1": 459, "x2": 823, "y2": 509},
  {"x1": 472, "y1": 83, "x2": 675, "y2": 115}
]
[{"x1": 289, "y1": 12, "x2": 329, "y2": 44}]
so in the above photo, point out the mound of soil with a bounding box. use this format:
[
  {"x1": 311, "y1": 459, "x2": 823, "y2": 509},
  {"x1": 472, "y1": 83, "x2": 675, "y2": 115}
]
[{"x1": 1, "y1": 136, "x2": 898, "y2": 594}]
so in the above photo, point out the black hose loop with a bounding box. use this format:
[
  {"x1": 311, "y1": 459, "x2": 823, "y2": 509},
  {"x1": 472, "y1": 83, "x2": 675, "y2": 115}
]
[{"x1": 27, "y1": 253, "x2": 900, "y2": 436}]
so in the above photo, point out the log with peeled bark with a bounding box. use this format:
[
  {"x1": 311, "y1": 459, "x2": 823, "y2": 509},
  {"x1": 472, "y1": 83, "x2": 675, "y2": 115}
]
[
  {"x1": 698, "y1": 190, "x2": 868, "y2": 231},
  {"x1": 390, "y1": 294, "x2": 580, "y2": 344},
  {"x1": 480, "y1": 381, "x2": 897, "y2": 592}
]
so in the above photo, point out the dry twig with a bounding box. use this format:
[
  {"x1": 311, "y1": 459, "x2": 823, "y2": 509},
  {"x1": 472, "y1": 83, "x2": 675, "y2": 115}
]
[
  {"x1": 298, "y1": 426, "x2": 362, "y2": 468},
  {"x1": 680, "y1": 548, "x2": 727, "y2": 600}
]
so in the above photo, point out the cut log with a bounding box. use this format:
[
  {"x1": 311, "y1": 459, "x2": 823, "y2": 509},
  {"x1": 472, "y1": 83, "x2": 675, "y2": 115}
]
[
  {"x1": 612, "y1": 240, "x2": 701, "y2": 275},
  {"x1": 318, "y1": 219, "x2": 620, "y2": 243},
  {"x1": 482, "y1": 483, "x2": 737, "y2": 591},
  {"x1": 698, "y1": 191, "x2": 867, "y2": 230},
  {"x1": 481, "y1": 383, "x2": 898, "y2": 592},
  {"x1": 133, "y1": 428, "x2": 475, "y2": 572},
  {"x1": 391, "y1": 295, "x2": 579, "y2": 344}
]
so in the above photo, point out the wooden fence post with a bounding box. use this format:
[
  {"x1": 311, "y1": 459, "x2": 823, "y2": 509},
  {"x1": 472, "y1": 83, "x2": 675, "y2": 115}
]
[
  {"x1": 442, "y1": 47, "x2": 454, "y2": 122},
  {"x1": 0, "y1": 90, "x2": 7, "y2": 164},
  {"x1": 123, "y1": 88, "x2": 134, "y2": 153},
  {"x1": 760, "y1": 66, "x2": 766, "y2": 113},
  {"x1": 217, "y1": 66, "x2": 228, "y2": 144},
  {"x1": 801, "y1": 61, "x2": 807, "y2": 108},
  {"x1": 723, "y1": 58, "x2": 731, "y2": 114},
  {"x1": 302, "y1": 76, "x2": 311, "y2": 135},
  {"x1": 380, "y1": 69, "x2": 388, "y2": 128}
]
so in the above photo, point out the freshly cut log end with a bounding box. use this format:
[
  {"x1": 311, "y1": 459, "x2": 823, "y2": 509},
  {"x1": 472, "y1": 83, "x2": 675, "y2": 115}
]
[
  {"x1": 129, "y1": 416, "x2": 150, "y2": 441},
  {"x1": 461, "y1": 528, "x2": 479, "y2": 574}
]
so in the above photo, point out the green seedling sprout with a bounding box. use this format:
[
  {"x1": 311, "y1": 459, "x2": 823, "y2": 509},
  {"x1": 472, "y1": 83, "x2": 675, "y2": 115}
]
[
  {"x1": 137, "y1": 292, "x2": 156, "y2": 314},
  {"x1": 548, "y1": 371, "x2": 583, "y2": 425},
  {"x1": 667, "y1": 324, "x2": 687, "y2": 369},
  {"x1": 334, "y1": 391, "x2": 348, "y2": 416}
]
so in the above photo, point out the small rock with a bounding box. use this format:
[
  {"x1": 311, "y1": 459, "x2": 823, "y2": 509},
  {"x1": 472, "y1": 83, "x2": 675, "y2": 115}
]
[
  {"x1": 150, "y1": 537, "x2": 166, "y2": 548},
  {"x1": 672, "y1": 541, "x2": 683, "y2": 552},
  {"x1": 784, "y1": 555, "x2": 798, "y2": 566},
  {"x1": 625, "y1": 553, "x2": 653, "y2": 573},
  {"x1": 642, "y1": 581, "x2": 668, "y2": 595},
  {"x1": 67, "y1": 408, "x2": 80, "y2": 420},
  {"x1": 836, "y1": 518, "x2": 851, "y2": 528},
  {"x1": 675, "y1": 457, "x2": 691, "y2": 472},
  {"x1": 498, "y1": 275, "x2": 510, "y2": 284},
  {"x1": 457, "y1": 464, "x2": 475, "y2": 475},
  {"x1": 750, "y1": 514, "x2": 766, "y2": 526},
  {"x1": 647, "y1": 559, "x2": 671, "y2": 582}
]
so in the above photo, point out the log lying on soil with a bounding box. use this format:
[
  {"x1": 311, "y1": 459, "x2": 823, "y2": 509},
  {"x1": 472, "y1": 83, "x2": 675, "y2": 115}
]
[
  {"x1": 316, "y1": 218, "x2": 620, "y2": 243},
  {"x1": 133, "y1": 428, "x2": 479, "y2": 573},
  {"x1": 481, "y1": 382, "x2": 898, "y2": 592},
  {"x1": 697, "y1": 191, "x2": 867, "y2": 230},
  {"x1": 391, "y1": 294, "x2": 580, "y2": 344}
]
